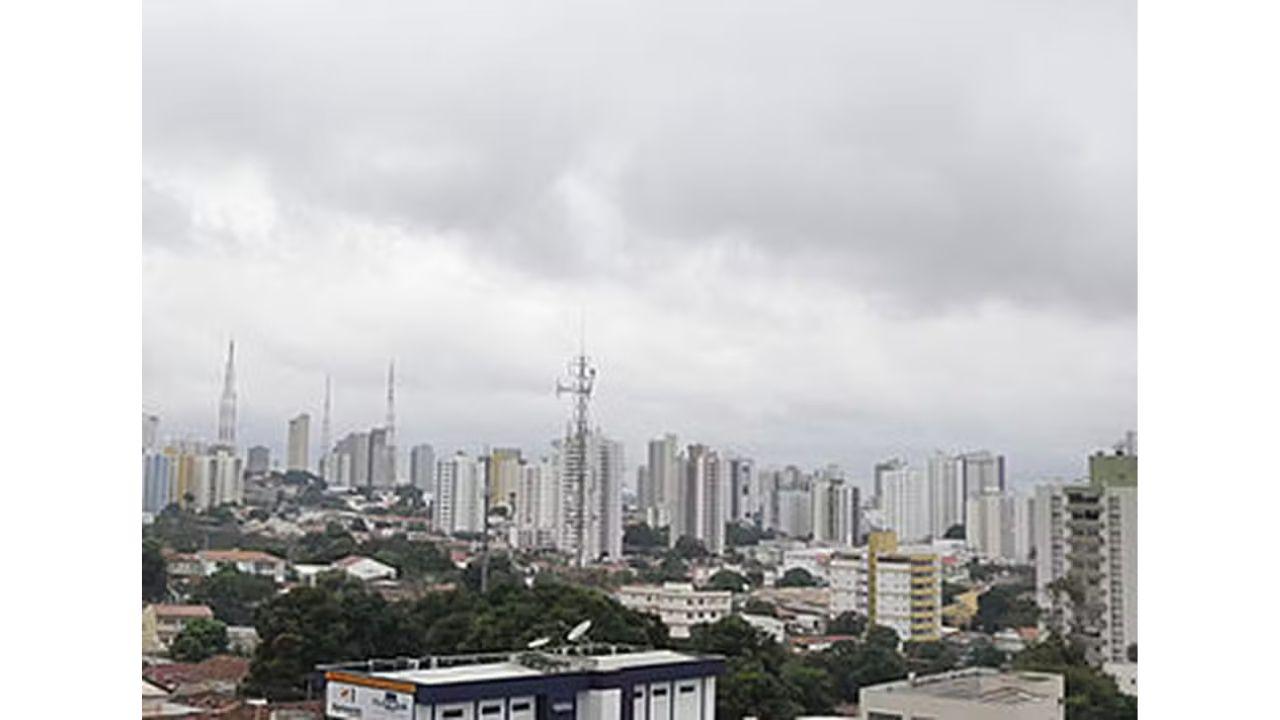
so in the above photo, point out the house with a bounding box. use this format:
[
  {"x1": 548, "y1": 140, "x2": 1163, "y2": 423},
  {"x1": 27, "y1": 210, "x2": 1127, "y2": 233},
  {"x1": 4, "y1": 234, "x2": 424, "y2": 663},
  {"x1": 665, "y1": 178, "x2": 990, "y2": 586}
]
[
  {"x1": 143, "y1": 604, "x2": 214, "y2": 651},
  {"x1": 332, "y1": 554, "x2": 398, "y2": 582},
  {"x1": 194, "y1": 549, "x2": 290, "y2": 583}
]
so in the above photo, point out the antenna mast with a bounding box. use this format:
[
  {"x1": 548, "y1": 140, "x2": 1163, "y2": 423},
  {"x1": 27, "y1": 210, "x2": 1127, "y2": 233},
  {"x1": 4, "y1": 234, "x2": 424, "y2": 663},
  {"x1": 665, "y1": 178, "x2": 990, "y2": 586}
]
[{"x1": 556, "y1": 333, "x2": 596, "y2": 567}]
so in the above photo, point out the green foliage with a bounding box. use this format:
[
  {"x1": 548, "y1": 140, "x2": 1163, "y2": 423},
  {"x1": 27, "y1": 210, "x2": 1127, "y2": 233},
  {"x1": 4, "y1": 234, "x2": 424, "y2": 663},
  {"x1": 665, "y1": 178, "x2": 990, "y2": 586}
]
[
  {"x1": 826, "y1": 611, "x2": 866, "y2": 636},
  {"x1": 246, "y1": 574, "x2": 666, "y2": 700},
  {"x1": 171, "y1": 618, "x2": 229, "y2": 662},
  {"x1": 811, "y1": 638, "x2": 908, "y2": 707},
  {"x1": 943, "y1": 523, "x2": 965, "y2": 540},
  {"x1": 976, "y1": 584, "x2": 1041, "y2": 633},
  {"x1": 637, "y1": 553, "x2": 690, "y2": 583},
  {"x1": 725, "y1": 522, "x2": 771, "y2": 547},
  {"x1": 970, "y1": 641, "x2": 1008, "y2": 668},
  {"x1": 864, "y1": 624, "x2": 901, "y2": 652},
  {"x1": 462, "y1": 553, "x2": 523, "y2": 593},
  {"x1": 363, "y1": 536, "x2": 457, "y2": 581},
  {"x1": 192, "y1": 566, "x2": 278, "y2": 626},
  {"x1": 903, "y1": 640, "x2": 959, "y2": 675},
  {"x1": 623, "y1": 523, "x2": 668, "y2": 552},
  {"x1": 673, "y1": 535, "x2": 710, "y2": 559},
  {"x1": 705, "y1": 569, "x2": 750, "y2": 592},
  {"x1": 742, "y1": 598, "x2": 777, "y2": 617},
  {"x1": 143, "y1": 538, "x2": 168, "y2": 602},
  {"x1": 684, "y1": 617, "x2": 820, "y2": 720},
  {"x1": 294, "y1": 523, "x2": 359, "y2": 563},
  {"x1": 1013, "y1": 635, "x2": 1138, "y2": 720},
  {"x1": 776, "y1": 567, "x2": 819, "y2": 588},
  {"x1": 941, "y1": 581, "x2": 966, "y2": 606}
]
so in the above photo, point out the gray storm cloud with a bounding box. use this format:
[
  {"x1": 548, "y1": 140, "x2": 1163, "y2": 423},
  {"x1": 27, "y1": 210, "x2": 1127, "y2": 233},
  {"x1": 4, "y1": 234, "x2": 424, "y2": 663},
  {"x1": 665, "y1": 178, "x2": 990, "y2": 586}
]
[{"x1": 142, "y1": 0, "x2": 1135, "y2": 486}]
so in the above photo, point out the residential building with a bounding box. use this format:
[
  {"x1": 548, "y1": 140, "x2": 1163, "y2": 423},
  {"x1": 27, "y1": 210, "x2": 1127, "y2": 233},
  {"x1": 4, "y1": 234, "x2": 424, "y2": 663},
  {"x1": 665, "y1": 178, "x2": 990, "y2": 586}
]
[
  {"x1": 873, "y1": 458, "x2": 906, "y2": 509},
  {"x1": 965, "y1": 491, "x2": 1007, "y2": 560},
  {"x1": 143, "y1": 413, "x2": 161, "y2": 451},
  {"x1": 828, "y1": 531, "x2": 941, "y2": 643},
  {"x1": 143, "y1": 452, "x2": 175, "y2": 514},
  {"x1": 332, "y1": 555, "x2": 398, "y2": 583},
  {"x1": 859, "y1": 668, "x2": 1065, "y2": 720},
  {"x1": 881, "y1": 464, "x2": 930, "y2": 542},
  {"x1": 647, "y1": 434, "x2": 681, "y2": 528},
  {"x1": 321, "y1": 648, "x2": 724, "y2": 720},
  {"x1": 410, "y1": 443, "x2": 435, "y2": 492},
  {"x1": 369, "y1": 427, "x2": 392, "y2": 487},
  {"x1": 927, "y1": 451, "x2": 963, "y2": 537},
  {"x1": 143, "y1": 604, "x2": 215, "y2": 650},
  {"x1": 246, "y1": 445, "x2": 271, "y2": 475},
  {"x1": 435, "y1": 452, "x2": 485, "y2": 535},
  {"x1": 728, "y1": 457, "x2": 756, "y2": 524},
  {"x1": 1035, "y1": 437, "x2": 1137, "y2": 665},
  {"x1": 488, "y1": 447, "x2": 523, "y2": 509},
  {"x1": 287, "y1": 413, "x2": 310, "y2": 472},
  {"x1": 168, "y1": 549, "x2": 290, "y2": 583},
  {"x1": 959, "y1": 450, "x2": 1006, "y2": 497},
  {"x1": 515, "y1": 457, "x2": 560, "y2": 549},
  {"x1": 616, "y1": 582, "x2": 732, "y2": 639}
]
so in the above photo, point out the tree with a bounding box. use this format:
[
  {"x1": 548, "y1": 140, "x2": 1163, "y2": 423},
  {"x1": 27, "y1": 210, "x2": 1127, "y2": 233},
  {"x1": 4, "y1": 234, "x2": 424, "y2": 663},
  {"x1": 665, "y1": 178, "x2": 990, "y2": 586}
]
[
  {"x1": 143, "y1": 539, "x2": 168, "y2": 602},
  {"x1": 673, "y1": 535, "x2": 710, "y2": 560},
  {"x1": 903, "y1": 640, "x2": 959, "y2": 675},
  {"x1": 776, "y1": 567, "x2": 819, "y2": 588},
  {"x1": 943, "y1": 524, "x2": 965, "y2": 540},
  {"x1": 623, "y1": 523, "x2": 667, "y2": 551},
  {"x1": 742, "y1": 598, "x2": 777, "y2": 617},
  {"x1": 865, "y1": 624, "x2": 901, "y2": 652},
  {"x1": 705, "y1": 569, "x2": 750, "y2": 592},
  {"x1": 814, "y1": 638, "x2": 908, "y2": 704},
  {"x1": 970, "y1": 641, "x2": 1007, "y2": 668},
  {"x1": 171, "y1": 618, "x2": 229, "y2": 662},
  {"x1": 1014, "y1": 635, "x2": 1137, "y2": 720},
  {"x1": 193, "y1": 566, "x2": 278, "y2": 626},
  {"x1": 976, "y1": 584, "x2": 1041, "y2": 633},
  {"x1": 725, "y1": 522, "x2": 765, "y2": 547},
  {"x1": 826, "y1": 611, "x2": 867, "y2": 636}
]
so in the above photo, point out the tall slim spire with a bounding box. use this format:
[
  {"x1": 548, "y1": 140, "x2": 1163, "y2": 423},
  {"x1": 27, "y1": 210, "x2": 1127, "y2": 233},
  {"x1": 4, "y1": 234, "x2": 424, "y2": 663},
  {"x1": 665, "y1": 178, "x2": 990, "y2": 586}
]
[
  {"x1": 217, "y1": 339, "x2": 237, "y2": 449},
  {"x1": 386, "y1": 360, "x2": 397, "y2": 482},
  {"x1": 321, "y1": 374, "x2": 332, "y2": 456}
]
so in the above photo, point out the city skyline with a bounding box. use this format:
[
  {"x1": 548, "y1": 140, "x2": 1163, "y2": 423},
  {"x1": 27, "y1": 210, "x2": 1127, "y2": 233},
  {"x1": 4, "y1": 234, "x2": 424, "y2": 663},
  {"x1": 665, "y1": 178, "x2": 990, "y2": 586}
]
[{"x1": 143, "y1": 0, "x2": 1134, "y2": 487}]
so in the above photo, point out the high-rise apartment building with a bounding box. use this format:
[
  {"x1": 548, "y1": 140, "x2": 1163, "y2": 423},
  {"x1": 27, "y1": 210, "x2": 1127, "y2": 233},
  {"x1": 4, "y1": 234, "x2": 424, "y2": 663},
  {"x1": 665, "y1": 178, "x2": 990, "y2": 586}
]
[
  {"x1": 514, "y1": 457, "x2": 559, "y2": 549},
  {"x1": 434, "y1": 452, "x2": 485, "y2": 535},
  {"x1": 368, "y1": 427, "x2": 391, "y2": 487},
  {"x1": 246, "y1": 445, "x2": 271, "y2": 475},
  {"x1": 142, "y1": 413, "x2": 160, "y2": 452},
  {"x1": 959, "y1": 451, "x2": 1006, "y2": 497},
  {"x1": 728, "y1": 457, "x2": 756, "y2": 524},
  {"x1": 670, "y1": 444, "x2": 728, "y2": 555},
  {"x1": 287, "y1": 413, "x2": 310, "y2": 472},
  {"x1": 142, "y1": 452, "x2": 174, "y2": 513},
  {"x1": 487, "y1": 447, "x2": 523, "y2": 510},
  {"x1": 646, "y1": 434, "x2": 680, "y2": 528},
  {"x1": 882, "y1": 464, "x2": 930, "y2": 542},
  {"x1": 830, "y1": 531, "x2": 941, "y2": 643},
  {"x1": 410, "y1": 444, "x2": 435, "y2": 492},
  {"x1": 927, "y1": 452, "x2": 963, "y2": 537},
  {"x1": 552, "y1": 431, "x2": 623, "y2": 562},
  {"x1": 1035, "y1": 438, "x2": 1137, "y2": 664},
  {"x1": 873, "y1": 458, "x2": 906, "y2": 509},
  {"x1": 812, "y1": 476, "x2": 860, "y2": 546}
]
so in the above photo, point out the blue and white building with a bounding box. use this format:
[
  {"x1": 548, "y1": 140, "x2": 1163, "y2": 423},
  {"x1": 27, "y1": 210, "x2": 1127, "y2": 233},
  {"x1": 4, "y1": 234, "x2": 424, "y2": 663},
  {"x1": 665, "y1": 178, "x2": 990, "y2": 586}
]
[{"x1": 322, "y1": 648, "x2": 724, "y2": 720}]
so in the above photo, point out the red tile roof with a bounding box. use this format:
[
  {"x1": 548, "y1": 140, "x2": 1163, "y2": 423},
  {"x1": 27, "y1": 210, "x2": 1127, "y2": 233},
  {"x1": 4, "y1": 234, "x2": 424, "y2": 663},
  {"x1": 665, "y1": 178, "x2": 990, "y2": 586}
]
[
  {"x1": 150, "y1": 604, "x2": 214, "y2": 619},
  {"x1": 199, "y1": 549, "x2": 284, "y2": 563}
]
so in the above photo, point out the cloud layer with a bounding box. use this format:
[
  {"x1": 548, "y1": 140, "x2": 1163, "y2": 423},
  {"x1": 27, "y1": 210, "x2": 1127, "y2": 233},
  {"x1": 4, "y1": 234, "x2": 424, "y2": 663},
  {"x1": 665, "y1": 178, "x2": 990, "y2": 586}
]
[{"x1": 142, "y1": 0, "x2": 1135, "y2": 486}]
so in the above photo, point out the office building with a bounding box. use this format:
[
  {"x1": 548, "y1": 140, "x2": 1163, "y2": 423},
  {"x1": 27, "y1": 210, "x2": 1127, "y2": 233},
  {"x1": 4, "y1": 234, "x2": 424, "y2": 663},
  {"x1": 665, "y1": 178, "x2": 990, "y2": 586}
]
[
  {"x1": 859, "y1": 668, "x2": 1065, "y2": 720},
  {"x1": 321, "y1": 648, "x2": 724, "y2": 720},
  {"x1": 410, "y1": 444, "x2": 436, "y2": 492},
  {"x1": 616, "y1": 582, "x2": 732, "y2": 639},
  {"x1": 829, "y1": 531, "x2": 941, "y2": 643},
  {"x1": 287, "y1": 413, "x2": 310, "y2": 472}
]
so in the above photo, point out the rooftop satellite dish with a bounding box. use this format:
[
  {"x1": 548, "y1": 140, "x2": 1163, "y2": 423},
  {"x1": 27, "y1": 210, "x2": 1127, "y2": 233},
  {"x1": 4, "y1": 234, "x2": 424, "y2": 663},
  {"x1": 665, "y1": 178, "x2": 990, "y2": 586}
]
[
  {"x1": 527, "y1": 637, "x2": 551, "y2": 650},
  {"x1": 566, "y1": 619, "x2": 592, "y2": 643}
]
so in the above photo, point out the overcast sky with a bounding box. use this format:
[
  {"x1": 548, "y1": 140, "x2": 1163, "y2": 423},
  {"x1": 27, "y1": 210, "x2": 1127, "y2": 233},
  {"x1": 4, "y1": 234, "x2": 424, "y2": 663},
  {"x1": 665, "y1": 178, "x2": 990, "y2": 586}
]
[{"x1": 142, "y1": 0, "x2": 1135, "y2": 489}]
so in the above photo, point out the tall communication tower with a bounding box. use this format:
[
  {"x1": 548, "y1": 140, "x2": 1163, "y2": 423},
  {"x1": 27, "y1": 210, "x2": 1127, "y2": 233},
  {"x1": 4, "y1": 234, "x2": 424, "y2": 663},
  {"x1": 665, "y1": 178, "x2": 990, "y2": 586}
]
[
  {"x1": 556, "y1": 343, "x2": 597, "y2": 566},
  {"x1": 386, "y1": 360, "x2": 397, "y2": 482},
  {"x1": 217, "y1": 339, "x2": 237, "y2": 449}
]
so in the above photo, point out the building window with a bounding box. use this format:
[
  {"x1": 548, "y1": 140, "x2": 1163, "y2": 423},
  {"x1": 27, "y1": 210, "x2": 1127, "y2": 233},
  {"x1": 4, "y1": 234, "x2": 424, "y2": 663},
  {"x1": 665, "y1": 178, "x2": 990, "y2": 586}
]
[
  {"x1": 511, "y1": 703, "x2": 531, "y2": 712},
  {"x1": 442, "y1": 710, "x2": 465, "y2": 719},
  {"x1": 481, "y1": 704, "x2": 502, "y2": 715}
]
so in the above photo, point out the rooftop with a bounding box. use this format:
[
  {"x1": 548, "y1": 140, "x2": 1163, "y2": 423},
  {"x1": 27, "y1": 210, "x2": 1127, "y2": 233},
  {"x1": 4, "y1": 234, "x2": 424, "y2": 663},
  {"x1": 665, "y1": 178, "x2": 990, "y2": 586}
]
[
  {"x1": 149, "y1": 604, "x2": 214, "y2": 619},
  {"x1": 866, "y1": 668, "x2": 1063, "y2": 706}
]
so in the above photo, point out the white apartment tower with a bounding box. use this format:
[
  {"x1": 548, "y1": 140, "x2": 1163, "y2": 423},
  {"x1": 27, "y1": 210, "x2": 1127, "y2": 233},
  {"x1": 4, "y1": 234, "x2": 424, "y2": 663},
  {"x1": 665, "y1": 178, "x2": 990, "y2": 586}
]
[
  {"x1": 410, "y1": 444, "x2": 435, "y2": 492},
  {"x1": 434, "y1": 452, "x2": 485, "y2": 535},
  {"x1": 882, "y1": 464, "x2": 930, "y2": 542}
]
